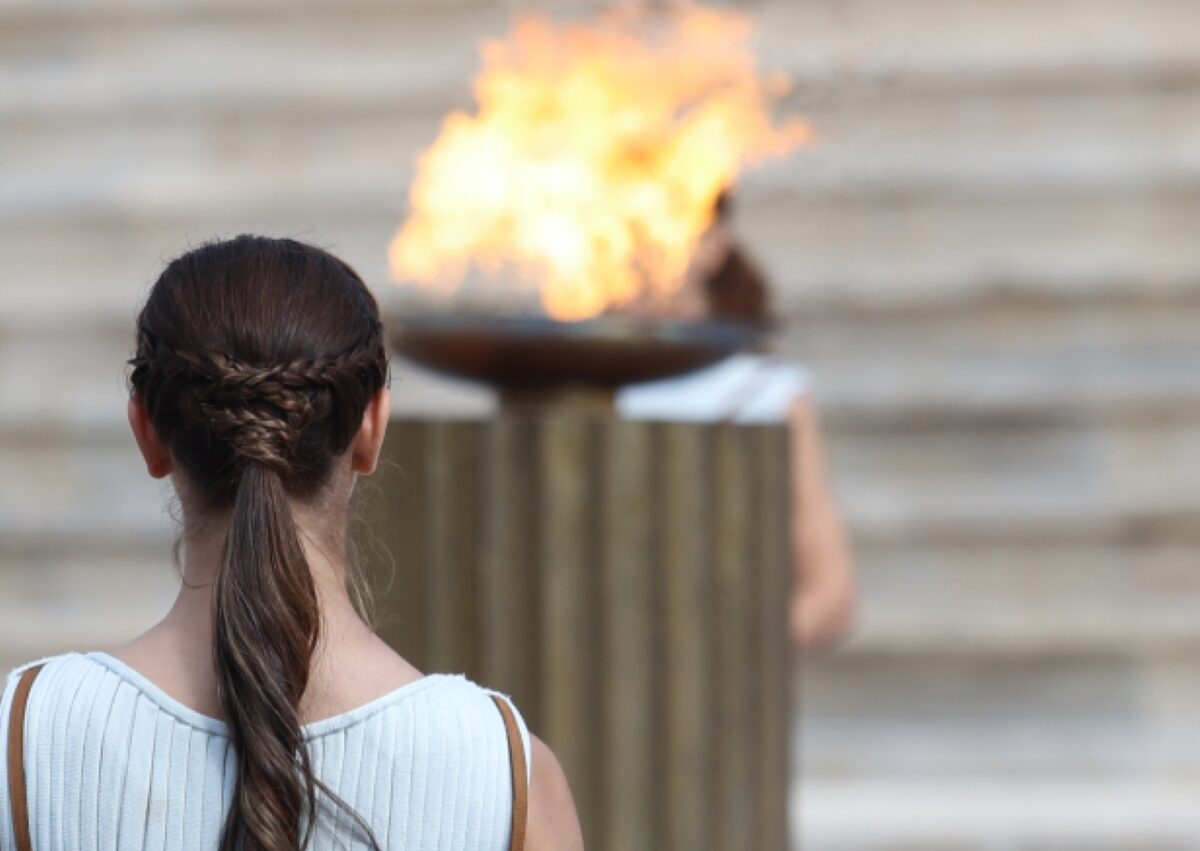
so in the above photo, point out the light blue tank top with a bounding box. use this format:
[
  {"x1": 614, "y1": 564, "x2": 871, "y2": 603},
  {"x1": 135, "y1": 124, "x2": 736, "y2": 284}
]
[{"x1": 0, "y1": 651, "x2": 531, "y2": 851}]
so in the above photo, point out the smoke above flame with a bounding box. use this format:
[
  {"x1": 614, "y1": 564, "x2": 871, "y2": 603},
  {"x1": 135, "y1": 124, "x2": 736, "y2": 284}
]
[{"x1": 388, "y1": 2, "x2": 810, "y2": 321}]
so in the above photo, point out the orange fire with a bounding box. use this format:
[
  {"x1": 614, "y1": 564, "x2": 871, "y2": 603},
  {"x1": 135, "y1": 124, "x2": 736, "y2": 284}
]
[{"x1": 388, "y1": 2, "x2": 810, "y2": 321}]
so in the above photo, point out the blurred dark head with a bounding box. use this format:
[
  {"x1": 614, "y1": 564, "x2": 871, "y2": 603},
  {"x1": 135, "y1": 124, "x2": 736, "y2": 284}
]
[{"x1": 703, "y1": 191, "x2": 773, "y2": 326}]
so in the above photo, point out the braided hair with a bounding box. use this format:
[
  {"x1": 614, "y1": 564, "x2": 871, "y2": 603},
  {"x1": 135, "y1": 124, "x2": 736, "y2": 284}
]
[{"x1": 125, "y1": 235, "x2": 391, "y2": 851}]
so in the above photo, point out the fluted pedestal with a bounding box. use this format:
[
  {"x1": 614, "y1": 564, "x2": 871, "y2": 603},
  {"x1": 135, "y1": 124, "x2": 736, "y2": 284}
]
[{"x1": 358, "y1": 415, "x2": 792, "y2": 851}]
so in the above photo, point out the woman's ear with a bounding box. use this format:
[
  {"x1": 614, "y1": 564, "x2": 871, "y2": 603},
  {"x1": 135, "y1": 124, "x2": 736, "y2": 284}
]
[
  {"x1": 128, "y1": 392, "x2": 173, "y2": 479},
  {"x1": 350, "y1": 386, "x2": 391, "y2": 475}
]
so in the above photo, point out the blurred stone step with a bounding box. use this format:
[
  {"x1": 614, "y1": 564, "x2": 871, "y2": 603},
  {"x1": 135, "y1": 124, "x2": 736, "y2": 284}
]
[
  {"x1": 810, "y1": 348, "x2": 1200, "y2": 427},
  {"x1": 0, "y1": 0, "x2": 485, "y2": 24},
  {"x1": 800, "y1": 713, "x2": 1200, "y2": 782},
  {"x1": 0, "y1": 7, "x2": 515, "y2": 132},
  {"x1": 786, "y1": 292, "x2": 1200, "y2": 359},
  {"x1": 0, "y1": 452, "x2": 173, "y2": 549},
  {"x1": 828, "y1": 413, "x2": 1200, "y2": 547},
  {"x1": 1, "y1": 0, "x2": 1196, "y2": 126},
  {"x1": 8, "y1": 306, "x2": 1200, "y2": 446},
  {"x1": 0, "y1": 551, "x2": 178, "y2": 672},
  {"x1": 799, "y1": 652, "x2": 1200, "y2": 769},
  {"x1": 847, "y1": 539, "x2": 1200, "y2": 655},
  {"x1": 0, "y1": 317, "x2": 494, "y2": 437},
  {"x1": 760, "y1": 86, "x2": 1200, "y2": 199},
  {"x1": 794, "y1": 777, "x2": 1200, "y2": 851},
  {"x1": 761, "y1": 0, "x2": 1200, "y2": 90},
  {"x1": 8, "y1": 237, "x2": 1200, "y2": 345},
  {"x1": 7, "y1": 404, "x2": 1200, "y2": 574},
  {"x1": 4, "y1": 183, "x2": 1200, "y2": 326},
  {"x1": 12, "y1": 292, "x2": 1200, "y2": 432},
  {"x1": 791, "y1": 296, "x2": 1200, "y2": 421},
  {"x1": 0, "y1": 213, "x2": 401, "y2": 326},
  {"x1": 740, "y1": 185, "x2": 1200, "y2": 312},
  {"x1": 0, "y1": 6, "x2": 494, "y2": 124},
  {"x1": 0, "y1": 116, "x2": 431, "y2": 223},
  {"x1": 5, "y1": 85, "x2": 1198, "y2": 220}
]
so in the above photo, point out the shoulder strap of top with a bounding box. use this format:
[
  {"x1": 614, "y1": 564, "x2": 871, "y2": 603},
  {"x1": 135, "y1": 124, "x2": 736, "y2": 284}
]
[
  {"x1": 7, "y1": 663, "x2": 44, "y2": 851},
  {"x1": 490, "y1": 694, "x2": 528, "y2": 851}
]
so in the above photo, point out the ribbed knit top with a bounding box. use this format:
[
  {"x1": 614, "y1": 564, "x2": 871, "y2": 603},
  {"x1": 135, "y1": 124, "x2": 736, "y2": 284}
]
[{"x1": 0, "y1": 651, "x2": 532, "y2": 851}]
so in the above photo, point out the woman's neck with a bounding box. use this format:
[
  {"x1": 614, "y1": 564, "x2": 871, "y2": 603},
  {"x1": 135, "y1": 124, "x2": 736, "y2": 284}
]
[
  {"x1": 172, "y1": 501, "x2": 364, "y2": 637},
  {"x1": 110, "y1": 498, "x2": 398, "y2": 722}
]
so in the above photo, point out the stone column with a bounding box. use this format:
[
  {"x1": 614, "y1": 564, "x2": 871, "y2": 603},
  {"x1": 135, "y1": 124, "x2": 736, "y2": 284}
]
[{"x1": 356, "y1": 415, "x2": 792, "y2": 851}]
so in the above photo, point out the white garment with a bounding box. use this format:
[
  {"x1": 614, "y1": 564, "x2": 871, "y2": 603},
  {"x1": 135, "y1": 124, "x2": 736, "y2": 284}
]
[
  {"x1": 616, "y1": 353, "x2": 809, "y2": 423},
  {"x1": 0, "y1": 651, "x2": 531, "y2": 851}
]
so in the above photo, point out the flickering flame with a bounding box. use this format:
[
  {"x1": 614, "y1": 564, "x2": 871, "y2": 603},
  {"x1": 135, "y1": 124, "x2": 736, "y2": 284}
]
[{"x1": 389, "y1": 2, "x2": 810, "y2": 321}]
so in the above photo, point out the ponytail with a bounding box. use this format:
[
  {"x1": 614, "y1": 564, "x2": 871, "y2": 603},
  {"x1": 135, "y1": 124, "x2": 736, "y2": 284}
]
[
  {"x1": 215, "y1": 460, "x2": 321, "y2": 851},
  {"x1": 214, "y1": 462, "x2": 382, "y2": 851}
]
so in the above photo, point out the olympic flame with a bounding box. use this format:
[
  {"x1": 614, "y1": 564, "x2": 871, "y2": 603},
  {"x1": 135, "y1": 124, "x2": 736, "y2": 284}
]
[{"x1": 389, "y1": 2, "x2": 809, "y2": 321}]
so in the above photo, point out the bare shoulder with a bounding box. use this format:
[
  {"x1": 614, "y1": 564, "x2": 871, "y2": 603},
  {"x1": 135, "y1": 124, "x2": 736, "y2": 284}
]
[
  {"x1": 786, "y1": 389, "x2": 818, "y2": 426},
  {"x1": 526, "y1": 733, "x2": 585, "y2": 851}
]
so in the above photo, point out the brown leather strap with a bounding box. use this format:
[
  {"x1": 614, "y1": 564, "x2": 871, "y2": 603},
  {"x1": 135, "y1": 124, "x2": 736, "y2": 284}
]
[
  {"x1": 7, "y1": 664, "x2": 43, "y2": 851},
  {"x1": 491, "y1": 694, "x2": 528, "y2": 851}
]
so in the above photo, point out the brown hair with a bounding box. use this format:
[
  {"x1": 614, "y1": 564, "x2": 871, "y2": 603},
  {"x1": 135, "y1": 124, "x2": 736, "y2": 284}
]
[
  {"x1": 125, "y1": 235, "x2": 390, "y2": 851},
  {"x1": 702, "y1": 191, "x2": 772, "y2": 325}
]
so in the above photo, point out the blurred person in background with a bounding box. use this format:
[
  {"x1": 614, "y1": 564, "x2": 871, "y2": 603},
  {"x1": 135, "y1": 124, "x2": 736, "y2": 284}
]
[{"x1": 617, "y1": 206, "x2": 856, "y2": 652}]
